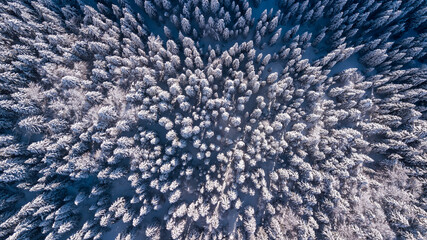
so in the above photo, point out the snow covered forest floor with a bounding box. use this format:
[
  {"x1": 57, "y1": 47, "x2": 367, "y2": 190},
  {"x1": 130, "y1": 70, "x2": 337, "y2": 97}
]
[{"x1": 0, "y1": 0, "x2": 426, "y2": 239}]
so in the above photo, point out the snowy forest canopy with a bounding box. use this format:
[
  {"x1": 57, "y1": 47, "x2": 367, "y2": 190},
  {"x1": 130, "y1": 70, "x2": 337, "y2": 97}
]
[{"x1": 0, "y1": 0, "x2": 426, "y2": 239}]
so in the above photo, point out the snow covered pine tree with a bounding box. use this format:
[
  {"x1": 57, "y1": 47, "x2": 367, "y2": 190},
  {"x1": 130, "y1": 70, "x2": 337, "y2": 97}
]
[{"x1": 0, "y1": 0, "x2": 426, "y2": 239}]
